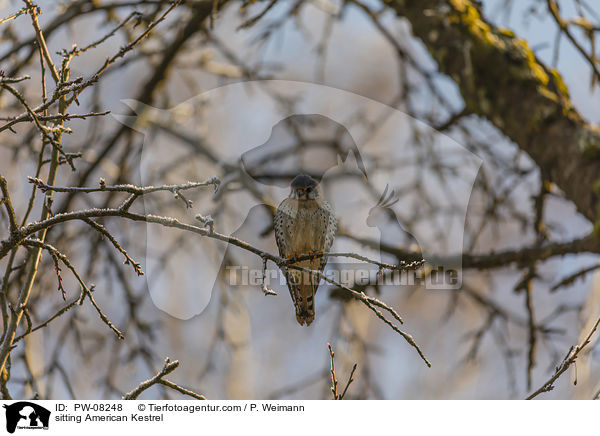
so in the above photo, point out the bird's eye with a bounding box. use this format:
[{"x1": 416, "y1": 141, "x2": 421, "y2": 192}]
[{"x1": 307, "y1": 187, "x2": 312, "y2": 192}]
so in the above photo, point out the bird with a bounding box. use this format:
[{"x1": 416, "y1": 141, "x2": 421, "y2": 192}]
[{"x1": 274, "y1": 174, "x2": 337, "y2": 326}]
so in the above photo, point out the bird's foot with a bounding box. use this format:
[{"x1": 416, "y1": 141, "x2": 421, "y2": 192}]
[{"x1": 307, "y1": 250, "x2": 324, "y2": 262}]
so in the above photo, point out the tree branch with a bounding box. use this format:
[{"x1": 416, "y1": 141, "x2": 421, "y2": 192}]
[
  {"x1": 527, "y1": 314, "x2": 600, "y2": 399},
  {"x1": 123, "y1": 358, "x2": 206, "y2": 400},
  {"x1": 387, "y1": 0, "x2": 600, "y2": 224}
]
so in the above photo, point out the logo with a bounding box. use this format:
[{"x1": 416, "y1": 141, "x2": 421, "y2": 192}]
[
  {"x1": 3, "y1": 402, "x2": 50, "y2": 433},
  {"x1": 115, "y1": 80, "x2": 482, "y2": 320}
]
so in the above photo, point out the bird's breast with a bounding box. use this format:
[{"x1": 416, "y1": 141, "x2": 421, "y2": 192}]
[{"x1": 285, "y1": 199, "x2": 328, "y2": 253}]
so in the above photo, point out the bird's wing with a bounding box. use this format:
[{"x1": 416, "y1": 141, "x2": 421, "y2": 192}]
[
  {"x1": 274, "y1": 198, "x2": 294, "y2": 259},
  {"x1": 320, "y1": 199, "x2": 337, "y2": 272},
  {"x1": 275, "y1": 199, "x2": 313, "y2": 325}
]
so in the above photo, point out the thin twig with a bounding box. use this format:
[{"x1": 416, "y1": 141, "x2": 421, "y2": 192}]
[
  {"x1": 66, "y1": 11, "x2": 142, "y2": 57},
  {"x1": 123, "y1": 358, "x2": 205, "y2": 400},
  {"x1": 0, "y1": 5, "x2": 34, "y2": 25},
  {"x1": 158, "y1": 379, "x2": 207, "y2": 400},
  {"x1": 0, "y1": 83, "x2": 74, "y2": 169},
  {"x1": 0, "y1": 175, "x2": 19, "y2": 234},
  {"x1": 23, "y1": 1, "x2": 60, "y2": 83},
  {"x1": 28, "y1": 176, "x2": 221, "y2": 197},
  {"x1": 328, "y1": 343, "x2": 358, "y2": 399},
  {"x1": 0, "y1": 110, "x2": 110, "y2": 123},
  {"x1": 526, "y1": 315, "x2": 600, "y2": 399},
  {"x1": 339, "y1": 364, "x2": 358, "y2": 400},
  {"x1": 82, "y1": 218, "x2": 143, "y2": 276},
  {"x1": 22, "y1": 238, "x2": 124, "y2": 339},
  {"x1": 328, "y1": 343, "x2": 338, "y2": 399},
  {"x1": 0, "y1": 202, "x2": 431, "y2": 366},
  {"x1": 123, "y1": 358, "x2": 179, "y2": 399}
]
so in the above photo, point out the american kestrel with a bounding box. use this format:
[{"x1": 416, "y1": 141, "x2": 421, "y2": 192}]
[{"x1": 274, "y1": 174, "x2": 337, "y2": 326}]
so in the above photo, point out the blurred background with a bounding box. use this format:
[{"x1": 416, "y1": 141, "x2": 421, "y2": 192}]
[{"x1": 0, "y1": 0, "x2": 599, "y2": 399}]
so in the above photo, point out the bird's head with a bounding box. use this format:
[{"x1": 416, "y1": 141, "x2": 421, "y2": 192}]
[{"x1": 289, "y1": 174, "x2": 319, "y2": 200}]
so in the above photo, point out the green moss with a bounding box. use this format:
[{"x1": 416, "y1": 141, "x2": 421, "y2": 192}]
[
  {"x1": 594, "y1": 220, "x2": 600, "y2": 241},
  {"x1": 593, "y1": 179, "x2": 600, "y2": 196},
  {"x1": 448, "y1": 0, "x2": 497, "y2": 45},
  {"x1": 537, "y1": 86, "x2": 559, "y2": 104},
  {"x1": 594, "y1": 201, "x2": 600, "y2": 240},
  {"x1": 497, "y1": 27, "x2": 515, "y2": 38},
  {"x1": 510, "y1": 39, "x2": 549, "y2": 85},
  {"x1": 594, "y1": 185, "x2": 600, "y2": 238},
  {"x1": 549, "y1": 68, "x2": 569, "y2": 98},
  {"x1": 580, "y1": 125, "x2": 600, "y2": 158},
  {"x1": 419, "y1": 0, "x2": 578, "y2": 138},
  {"x1": 449, "y1": 0, "x2": 550, "y2": 87}
]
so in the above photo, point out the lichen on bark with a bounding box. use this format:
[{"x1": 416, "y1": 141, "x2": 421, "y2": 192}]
[{"x1": 387, "y1": 0, "x2": 600, "y2": 227}]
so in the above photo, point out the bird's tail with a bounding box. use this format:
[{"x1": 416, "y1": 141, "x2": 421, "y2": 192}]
[{"x1": 286, "y1": 259, "x2": 320, "y2": 326}]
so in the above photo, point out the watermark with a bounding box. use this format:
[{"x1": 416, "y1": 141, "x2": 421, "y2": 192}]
[
  {"x1": 116, "y1": 80, "x2": 481, "y2": 319},
  {"x1": 226, "y1": 265, "x2": 460, "y2": 289}
]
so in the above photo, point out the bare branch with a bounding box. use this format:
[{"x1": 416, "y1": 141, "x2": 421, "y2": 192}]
[
  {"x1": 28, "y1": 176, "x2": 221, "y2": 197},
  {"x1": 328, "y1": 344, "x2": 358, "y2": 400},
  {"x1": 527, "y1": 315, "x2": 600, "y2": 399},
  {"x1": 0, "y1": 175, "x2": 19, "y2": 234},
  {"x1": 22, "y1": 238, "x2": 124, "y2": 339},
  {"x1": 23, "y1": 0, "x2": 60, "y2": 83},
  {"x1": 123, "y1": 358, "x2": 205, "y2": 400}
]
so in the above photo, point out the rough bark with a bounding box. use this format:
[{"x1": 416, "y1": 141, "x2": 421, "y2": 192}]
[{"x1": 387, "y1": 0, "x2": 600, "y2": 227}]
